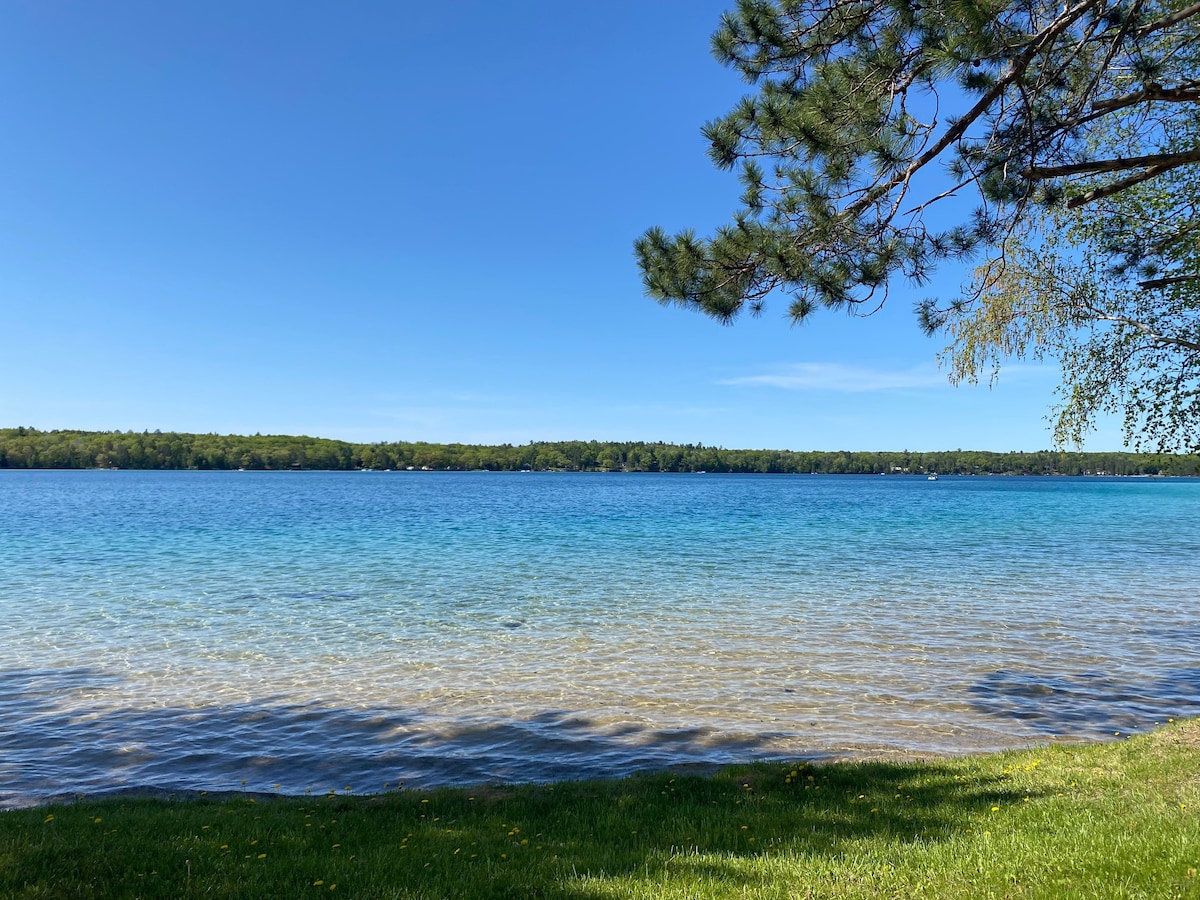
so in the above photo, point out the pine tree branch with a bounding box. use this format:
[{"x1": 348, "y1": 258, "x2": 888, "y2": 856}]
[
  {"x1": 1027, "y1": 147, "x2": 1200, "y2": 178},
  {"x1": 1056, "y1": 81, "x2": 1200, "y2": 132},
  {"x1": 1138, "y1": 273, "x2": 1200, "y2": 289},
  {"x1": 1052, "y1": 3, "x2": 1128, "y2": 125},
  {"x1": 1091, "y1": 81, "x2": 1200, "y2": 112},
  {"x1": 1065, "y1": 156, "x2": 1200, "y2": 208},
  {"x1": 1134, "y1": 0, "x2": 1200, "y2": 38},
  {"x1": 844, "y1": 0, "x2": 1104, "y2": 219}
]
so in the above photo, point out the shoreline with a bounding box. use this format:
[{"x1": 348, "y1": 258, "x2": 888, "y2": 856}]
[
  {"x1": 1, "y1": 736, "x2": 1068, "y2": 812},
  {"x1": 4, "y1": 720, "x2": 1197, "y2": 898},
  {"x1": 5, "y1": 427, "x2": 1199, "y2": 476}
]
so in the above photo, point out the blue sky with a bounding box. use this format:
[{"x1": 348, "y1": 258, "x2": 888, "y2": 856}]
[{"x1": 0, "y1": 1, "x2": 1125, "y2": 451}]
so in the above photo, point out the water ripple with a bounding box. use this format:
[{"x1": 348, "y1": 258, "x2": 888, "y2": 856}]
[{"x1": 1, "y1": 471, "x2": 1198, "y2": 806}]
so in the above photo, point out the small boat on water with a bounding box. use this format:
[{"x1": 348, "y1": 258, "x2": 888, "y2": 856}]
[{"x1": 927, "y1": 473, "x2": 939, "y2": 481}]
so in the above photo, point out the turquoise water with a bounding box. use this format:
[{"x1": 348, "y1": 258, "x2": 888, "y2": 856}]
[{"x1": 2, "y1": 470, "x2": 1198, "y2": 806}]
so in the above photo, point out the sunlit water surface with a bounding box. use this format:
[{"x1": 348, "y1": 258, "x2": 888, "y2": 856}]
[{"x1": 2, "y1": 470, "x2": 1198, "y2": 806}]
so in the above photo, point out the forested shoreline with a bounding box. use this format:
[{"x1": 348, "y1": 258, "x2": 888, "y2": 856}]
[{"x1": 2, "y1": 428, "x2": 1198, "y2": 476}]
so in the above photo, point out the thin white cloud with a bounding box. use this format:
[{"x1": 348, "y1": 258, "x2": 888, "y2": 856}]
[{"x1": 721, "y1": 362, "x2": 948, "y2": 393}]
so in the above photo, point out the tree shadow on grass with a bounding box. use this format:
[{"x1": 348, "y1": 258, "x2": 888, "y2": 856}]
[
  {"x1": 2, "y1": 748, "x2": 1041, "y2": 899},
  {"x1": 377, "y1": 758, "x2": 1036, "y2": 898}
]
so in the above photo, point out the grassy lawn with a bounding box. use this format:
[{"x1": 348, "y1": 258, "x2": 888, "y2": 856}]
[{"x1": 2, "y1": 719, "x2": 1197, "y2": 898}]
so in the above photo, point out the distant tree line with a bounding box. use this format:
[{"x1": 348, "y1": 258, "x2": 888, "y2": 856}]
[{"x1": 2, "y1": 428, "x2": 1198, "y2": 476}]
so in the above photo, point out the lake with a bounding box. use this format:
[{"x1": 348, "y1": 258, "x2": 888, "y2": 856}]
[{"x1": 2, "y1": 470, "x2": 1198, "y2": 807}]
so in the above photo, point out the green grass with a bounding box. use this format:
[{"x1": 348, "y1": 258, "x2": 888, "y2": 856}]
[{"x1": 3, "y1": 719, "x2": 1198, "y2": 898}]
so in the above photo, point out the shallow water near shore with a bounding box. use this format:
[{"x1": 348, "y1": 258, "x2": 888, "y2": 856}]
[{"x1": 2, "y1": 470, "x2": 1198, "y2": 807}]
